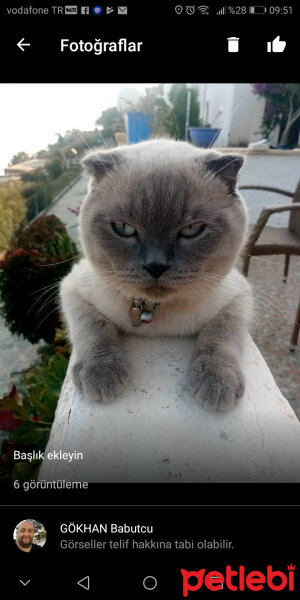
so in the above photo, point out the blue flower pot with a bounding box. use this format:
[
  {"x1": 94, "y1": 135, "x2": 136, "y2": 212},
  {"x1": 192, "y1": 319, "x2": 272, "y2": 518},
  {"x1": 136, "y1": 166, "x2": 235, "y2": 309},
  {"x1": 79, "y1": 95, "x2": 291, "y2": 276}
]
[
  {"x1": 127, "y1": 112, "x2": 152, "y2": 144},
  {"x1": 188, "y1": 127, "x2": 221, "y2": 148}
]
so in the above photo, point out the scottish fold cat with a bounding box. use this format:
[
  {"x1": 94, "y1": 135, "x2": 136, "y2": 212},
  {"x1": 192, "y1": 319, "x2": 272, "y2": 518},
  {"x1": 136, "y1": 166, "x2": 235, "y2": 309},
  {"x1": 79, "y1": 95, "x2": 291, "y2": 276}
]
[{"x1": 60, "y1": 139, "x2": 252, "y2": 410}]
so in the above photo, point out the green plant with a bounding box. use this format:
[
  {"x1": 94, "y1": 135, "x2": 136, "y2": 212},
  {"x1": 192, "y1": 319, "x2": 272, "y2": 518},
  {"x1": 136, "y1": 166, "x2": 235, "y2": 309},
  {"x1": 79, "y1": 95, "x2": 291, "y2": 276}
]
[
  {"x1": 21, "y1": 169, "x2": 47, "y2": 184},
  {"x1": 252, "y1": 83, "x2": 300, "y2": 146},
  {"x1": 136, "y1": 86, "x2": 171, "y2": 137},
  {"x1": 95, "y1": 107, "x2": 125, "y2": 138},
  {"x1": 164, "y1": 84, "x2": 201, "y2": 139},
  {"x1": 0, "y1": 215, "x2": 78, "y2": 343},
  {"x1": 9, "y1": 151, "x2": 30, "y2": 166},
  {"x1": 23, "y1": 186, "x2": 52, "y2": 221},
  {"x1": 21, "y1": 168, "x2": 80, "y2": 221},
  {"x1": 37, "y1": 149, "x2": 49, "y2": 159},
  {"x1": 0, "y1": 329, "x2": 70, "y2": 483},
  {"x1": 46, "y1": 157, "x2": 65, "y2": 179},
  {"x1": 0, "y1": 183, "x2": 26, "y2": 253},
  {"x1": 50, "y1": 168, "x2": 80, "y2": 197}
]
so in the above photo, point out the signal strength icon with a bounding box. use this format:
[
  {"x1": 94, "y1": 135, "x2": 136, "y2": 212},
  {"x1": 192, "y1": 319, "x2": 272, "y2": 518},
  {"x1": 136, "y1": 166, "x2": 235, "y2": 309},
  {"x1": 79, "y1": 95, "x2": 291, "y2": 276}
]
[
  {"x1": 217, "y1": 6, "x2": 227, "y2": 14},
  {"x1": 198, "y1": 5, "x2": 209, "y2": 14}
]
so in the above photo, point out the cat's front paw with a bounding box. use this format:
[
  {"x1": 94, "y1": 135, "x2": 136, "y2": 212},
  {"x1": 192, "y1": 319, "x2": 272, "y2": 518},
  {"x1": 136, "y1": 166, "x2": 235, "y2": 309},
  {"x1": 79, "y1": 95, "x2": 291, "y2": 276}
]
[
  {"x1": 71, "y1": 351, "x2": 129, "y2": 402},
  {"x1": 187, "y1": 354, "x2": 245, "y2": 411}
]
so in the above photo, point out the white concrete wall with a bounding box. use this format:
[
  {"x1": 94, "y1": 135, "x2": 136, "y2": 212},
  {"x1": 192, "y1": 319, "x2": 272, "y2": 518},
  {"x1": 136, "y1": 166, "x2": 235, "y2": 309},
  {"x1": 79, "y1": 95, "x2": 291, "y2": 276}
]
[
  {"x1": 229, "y1": 84, "x2": 266, "y2": 145},
  {"x1": 197, "y1": 83, "x2": 236, "y2": 146}
]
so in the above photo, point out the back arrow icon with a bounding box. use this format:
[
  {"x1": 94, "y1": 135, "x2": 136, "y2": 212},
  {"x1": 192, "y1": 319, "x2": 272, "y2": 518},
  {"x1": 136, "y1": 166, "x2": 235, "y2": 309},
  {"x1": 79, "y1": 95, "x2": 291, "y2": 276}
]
[
  {"x1": 20, "y1": 580, "x2": 30, "y2": 586},
  {"x1": 17, "y1": 38, "x2": 30, "y2": 51},
  {"x1": 77, "y1": 576, "x2": 90, "y2": 590}
]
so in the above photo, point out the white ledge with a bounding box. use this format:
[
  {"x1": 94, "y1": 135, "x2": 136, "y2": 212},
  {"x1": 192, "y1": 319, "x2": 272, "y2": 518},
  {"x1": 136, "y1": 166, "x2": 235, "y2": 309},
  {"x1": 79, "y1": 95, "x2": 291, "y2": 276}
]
[{"x1": 39, "y1": 334, "x2": 300, "y2": 483}]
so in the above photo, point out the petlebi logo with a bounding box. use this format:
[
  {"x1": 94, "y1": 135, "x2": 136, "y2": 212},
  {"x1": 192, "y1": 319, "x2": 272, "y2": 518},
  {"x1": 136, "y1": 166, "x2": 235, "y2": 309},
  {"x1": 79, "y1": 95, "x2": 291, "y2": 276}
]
[{"x1": 181, "y1": 564, "x2": 296, "y2": 594}]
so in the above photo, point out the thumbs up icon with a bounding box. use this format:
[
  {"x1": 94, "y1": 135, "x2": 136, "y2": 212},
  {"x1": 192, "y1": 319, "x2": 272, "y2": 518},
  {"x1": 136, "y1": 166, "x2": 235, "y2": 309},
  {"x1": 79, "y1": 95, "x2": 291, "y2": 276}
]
[{"x1": 267, "y1": 36, "x2": 286, "y2": 52}]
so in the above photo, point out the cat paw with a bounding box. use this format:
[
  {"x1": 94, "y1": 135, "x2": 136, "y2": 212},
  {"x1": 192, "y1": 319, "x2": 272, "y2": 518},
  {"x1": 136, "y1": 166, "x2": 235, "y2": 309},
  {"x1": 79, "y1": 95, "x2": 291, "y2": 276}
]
[
  {"x1": 187, "y1": 354, "x2": 245, "y2": 411},
  {"x1": 71, "y1": 352, "x2": 129, "y2": 402}
]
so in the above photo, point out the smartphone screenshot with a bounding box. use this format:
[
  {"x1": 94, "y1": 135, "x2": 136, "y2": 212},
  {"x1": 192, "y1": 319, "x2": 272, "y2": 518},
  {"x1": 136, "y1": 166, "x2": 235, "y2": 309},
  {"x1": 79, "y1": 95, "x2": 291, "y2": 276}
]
[{"x1": 0, "y1": 1, "x2": 299, "y2": 594}]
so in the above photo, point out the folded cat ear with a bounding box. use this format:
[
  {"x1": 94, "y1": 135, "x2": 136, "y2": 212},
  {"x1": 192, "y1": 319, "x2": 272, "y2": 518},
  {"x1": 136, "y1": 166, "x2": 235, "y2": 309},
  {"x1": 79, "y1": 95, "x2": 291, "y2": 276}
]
[
  {"x1": 82, "y1": 151, "x2": 120, "y2": 179},
  {"x1": 204, "y1": 154, "x2": 244, "y2": 194}
]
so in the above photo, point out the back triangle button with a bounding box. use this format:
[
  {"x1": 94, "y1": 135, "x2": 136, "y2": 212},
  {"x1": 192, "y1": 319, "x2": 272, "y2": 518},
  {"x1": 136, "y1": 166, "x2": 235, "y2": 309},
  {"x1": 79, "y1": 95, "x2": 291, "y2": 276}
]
[{"x1": 77, "y1": 575, "x2": 90, "y2": 590}]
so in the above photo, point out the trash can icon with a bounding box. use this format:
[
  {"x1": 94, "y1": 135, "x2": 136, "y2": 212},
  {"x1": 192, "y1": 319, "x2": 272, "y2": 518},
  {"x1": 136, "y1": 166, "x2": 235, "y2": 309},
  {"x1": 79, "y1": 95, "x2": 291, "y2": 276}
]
[{"x1": 227, "y1": 37, "x2": 239, "y2": 52}]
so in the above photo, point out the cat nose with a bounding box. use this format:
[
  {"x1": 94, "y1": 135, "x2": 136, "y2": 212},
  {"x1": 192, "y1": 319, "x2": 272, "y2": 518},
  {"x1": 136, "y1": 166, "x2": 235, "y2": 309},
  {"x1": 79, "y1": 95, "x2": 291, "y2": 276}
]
[{"x1": 143, "y1": 262, "x2": 170, "y2": 279}]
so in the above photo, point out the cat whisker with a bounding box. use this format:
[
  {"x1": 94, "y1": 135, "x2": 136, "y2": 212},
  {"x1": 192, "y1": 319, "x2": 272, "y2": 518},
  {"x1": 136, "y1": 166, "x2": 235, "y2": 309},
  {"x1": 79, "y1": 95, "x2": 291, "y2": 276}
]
[
  {"x1": 95, "y1": 130, "x2": 108, "y2": 150},
  {"x1": 36, "y1": 254, "x2": 81, "y2": 267},
  {"x1": 74, "y1": 129, "x2": 104, "y2": 159},
  {"x1": 27, "y1": 283, "x2": 60, "y2": 314},
  {"x1": 34, "y1": 306, "x2": 59, "y2": 333},
  {"x1": 28, "y1": 281, "x2": 60, "y2": 296},
  {"x1": 203, "y1": 270, "x2": 284, "y2": 301},
  {"x1": 36, "y1": 289, "x2": 59, "y2": 317},
  {"x1": 191, "y1": 280, "x2": 251, "y2": 308},
  {"x1": 200, "y1": 272, "x2": 287, "y2": 314},
  {"x1": 100, "y1": 279, "x2": 128, "y2": 292},
  {"x1": 75, "y1": 128, "x2": 122, "y2": 177}
]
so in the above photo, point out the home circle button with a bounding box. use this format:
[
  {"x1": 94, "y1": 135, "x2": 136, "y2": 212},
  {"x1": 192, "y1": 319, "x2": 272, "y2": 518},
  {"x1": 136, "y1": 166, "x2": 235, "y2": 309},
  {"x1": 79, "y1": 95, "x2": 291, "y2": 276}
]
[{"x1": 143, "y1": 575, "x2": 158, "y2": 590}]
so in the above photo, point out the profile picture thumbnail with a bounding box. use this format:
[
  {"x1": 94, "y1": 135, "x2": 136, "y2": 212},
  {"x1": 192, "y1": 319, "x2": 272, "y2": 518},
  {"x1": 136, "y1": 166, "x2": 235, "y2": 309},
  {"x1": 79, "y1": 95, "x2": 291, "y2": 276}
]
[{"x1": 13, "y1": 519, "x2": 47, "y2": 552}]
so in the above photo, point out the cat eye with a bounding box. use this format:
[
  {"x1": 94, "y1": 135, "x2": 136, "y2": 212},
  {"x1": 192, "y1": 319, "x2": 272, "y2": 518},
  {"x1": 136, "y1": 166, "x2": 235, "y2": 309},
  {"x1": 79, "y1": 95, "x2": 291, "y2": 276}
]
[
  {"x1": 111, "y1": 222, "x2": 136, "y2": 237},
  {"x1": 179, "y1": 223, "x2": 207, "y2": 239}
]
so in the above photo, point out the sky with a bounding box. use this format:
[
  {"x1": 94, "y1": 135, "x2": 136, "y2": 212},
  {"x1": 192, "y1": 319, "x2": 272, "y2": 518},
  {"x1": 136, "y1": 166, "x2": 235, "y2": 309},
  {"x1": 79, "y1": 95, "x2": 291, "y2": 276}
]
[{"x1": 0, "y1": 83, "x2": 155, "y2": 175}]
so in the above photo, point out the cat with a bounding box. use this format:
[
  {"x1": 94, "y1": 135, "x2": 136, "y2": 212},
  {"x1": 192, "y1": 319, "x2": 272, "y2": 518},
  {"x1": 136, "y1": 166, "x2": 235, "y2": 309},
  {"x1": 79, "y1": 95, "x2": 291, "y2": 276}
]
[{"x1": 60, "y1": 139, "x2": 252, "y2": 411}]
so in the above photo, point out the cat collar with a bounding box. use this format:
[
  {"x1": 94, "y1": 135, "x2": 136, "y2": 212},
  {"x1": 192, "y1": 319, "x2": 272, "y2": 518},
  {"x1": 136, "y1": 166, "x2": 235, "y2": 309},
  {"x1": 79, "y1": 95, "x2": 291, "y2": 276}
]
[{"x1": 130, "y1": 298, "x2": 160, "y2": 327}]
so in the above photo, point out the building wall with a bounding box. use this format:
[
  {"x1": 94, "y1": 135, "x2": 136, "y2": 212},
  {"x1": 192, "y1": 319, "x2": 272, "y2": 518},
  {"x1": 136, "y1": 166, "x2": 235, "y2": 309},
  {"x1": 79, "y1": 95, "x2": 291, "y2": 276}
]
[
  {"x1": 228, "y1": 84, "x2": 265, "y2": 146},
  {"x1": 162, "y1": 83, "x2": 266, "y2": 147},
  {"x1": 197, "y1": 83, "x2": 266, "y2": 147},
  {"x1": 162, "y1": 83, "x2": 173, "y2": 104},
  {"x1": 197, "y1": 83, "x2": 236, "y2": 146}
]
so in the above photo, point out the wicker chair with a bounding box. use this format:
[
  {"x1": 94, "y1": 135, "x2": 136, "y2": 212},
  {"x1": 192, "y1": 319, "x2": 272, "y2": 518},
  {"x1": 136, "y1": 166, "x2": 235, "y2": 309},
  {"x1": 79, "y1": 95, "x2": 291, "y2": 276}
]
[{"x1": 239, "y1": 181, "x2": 300, "y2": 350}]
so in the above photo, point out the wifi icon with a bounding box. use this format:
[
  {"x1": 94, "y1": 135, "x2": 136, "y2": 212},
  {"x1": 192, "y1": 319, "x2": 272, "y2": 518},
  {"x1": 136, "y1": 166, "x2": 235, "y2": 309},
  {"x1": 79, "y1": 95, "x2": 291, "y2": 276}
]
[{"x1": 198, "y1": 4, "x2": 209, "y2": 13}]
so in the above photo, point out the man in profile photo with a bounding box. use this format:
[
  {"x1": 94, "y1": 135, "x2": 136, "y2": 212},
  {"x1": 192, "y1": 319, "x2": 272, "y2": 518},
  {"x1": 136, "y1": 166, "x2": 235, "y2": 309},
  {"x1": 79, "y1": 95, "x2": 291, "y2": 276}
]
[{"x1": 15, "y1": 520, "x2": 42, "y2": 553}]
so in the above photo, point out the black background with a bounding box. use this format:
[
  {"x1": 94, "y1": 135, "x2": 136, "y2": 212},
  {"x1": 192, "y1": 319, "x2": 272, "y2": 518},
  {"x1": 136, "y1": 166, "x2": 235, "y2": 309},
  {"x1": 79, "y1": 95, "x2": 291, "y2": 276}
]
[
  {"x1": 1, "y1": 0, "x2": 299, "y2": 593},
  {"x1": 0, "y1": 0, "x2": 298, "y2": 82},
  {"x1": 5, "y1": 505, "x2": 298, "y2": 594}
]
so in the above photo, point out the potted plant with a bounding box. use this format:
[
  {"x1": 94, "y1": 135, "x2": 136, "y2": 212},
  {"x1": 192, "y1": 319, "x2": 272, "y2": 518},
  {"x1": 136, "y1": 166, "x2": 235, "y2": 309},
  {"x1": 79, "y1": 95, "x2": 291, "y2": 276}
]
[{"x1": 189, "y1": 108, "x2": 223, "y2": 148}]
